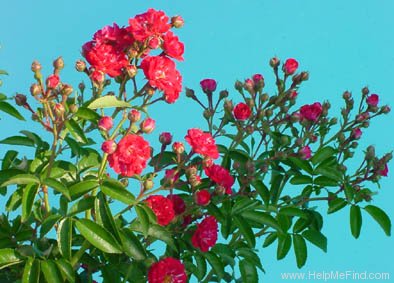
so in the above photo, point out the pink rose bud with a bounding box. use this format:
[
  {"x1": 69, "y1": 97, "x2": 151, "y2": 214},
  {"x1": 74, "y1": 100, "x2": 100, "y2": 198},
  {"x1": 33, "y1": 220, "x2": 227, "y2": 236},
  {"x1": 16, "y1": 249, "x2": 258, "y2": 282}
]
[
  {"x1": 172, "y1": 142, "x2": 185, "y2": 154},
  {"x1": 378, "y1": 164, "x2": 389, "y2": 177},
  {"x1": 165, "y1": 169, "x2": 180, "y2": 184},
  {"x1": 30, "y1": 84, "x2": 41, "y2": 96},
  {"x1": 352, "y1": 128, "x2": 362, "y2": 139},
  {"x1": 101, "y1": 140, "x2": 117, "y2": 154},
  {"x1": 200, "y1": 79, "x2": 217, "y2": 93},
  {"x1": 90, "y1": 70, "x2": 105, "y2": 86},
  {"x1": 46, "y1": 74, "x2": 60, "y2": 89},
  {"x1": 53, "y1": 103, "x2": 65, "y2": 116},
  {"x1": 233, "y1": 102, "x2": 252, "y2": 121},
  {"x1": 125, "y1": 65, "x2": 137, "y2": 78},
  {"x1": 171, "y1": 15, "x2": 184, "y2": 28},
  {"x1": 98, "y1": 116, "x2": 113, "y2": 131},
  {"x1": 15, "y1": 94, "x2": 27, "y2": 106},
  {"x1": 381, "y1": 105, "x2": 391, "y2": 114},
  {"x1": 53, "y1": 57, "x2": 64, "y2": 70},
  {"x1": 244, "y1": 78, "x2": 255, "y2": 93},
  {"x1": 31, "y1": 60, "x2": 42, "y2": 73},
  {"x1": 140, "y1": 117, "x2": 156, "y2": 134},
  {"x1": 283, "y1": 58, "x2": 299, "y2": 75},
  {"x1": 128, "y1": 109, "x2": 141, "y2": 122},
  {"x1": 194, "y1": 190, "x2": 211, "y2": 206},
  {"x1": 269, "y1": 57, "x2": 280, "y2": 68},
  {"x1": 159, "y1": 132, "x2": 173, "y2": 145},
  {"x1": 148, "y1": 37, "x2": 160, "y2": 49},
  {"x1": 289, "y1": 90, "x2": 298, "y2": 99},
  {"x1": 299, "y1": 146, "x2": 312, "y2": 159},
  {"x1": 75, "y1": 60, "x2": 87, "y2": 72},
  {"x1": 252, "y1": 74, "x2": 264, "y2": 84},
  {"x1": 366, "y1": 94, "x2": 379, "y2": 107}
]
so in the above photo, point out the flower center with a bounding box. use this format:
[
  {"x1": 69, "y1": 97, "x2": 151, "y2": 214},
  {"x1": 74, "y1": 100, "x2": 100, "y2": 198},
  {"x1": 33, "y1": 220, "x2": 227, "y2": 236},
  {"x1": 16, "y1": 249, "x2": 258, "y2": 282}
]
[{"x1": 163, "y1": 274, "x2": 173, "y2": 283}]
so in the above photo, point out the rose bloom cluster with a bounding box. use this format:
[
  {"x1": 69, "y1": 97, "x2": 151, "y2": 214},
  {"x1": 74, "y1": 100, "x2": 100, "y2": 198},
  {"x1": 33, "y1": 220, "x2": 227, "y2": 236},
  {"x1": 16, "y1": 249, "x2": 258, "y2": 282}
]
[{"x1": 82, "y1": 8, "x2": 184, "y2": 103}]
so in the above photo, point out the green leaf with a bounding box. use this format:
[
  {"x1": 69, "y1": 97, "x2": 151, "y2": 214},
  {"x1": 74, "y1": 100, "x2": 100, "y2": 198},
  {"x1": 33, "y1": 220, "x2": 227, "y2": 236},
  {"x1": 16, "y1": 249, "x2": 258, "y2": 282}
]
[
  {"x1": 69, "y1": 180, "x2": 99, "y2": 200},
  {"x1": 302, "y1": 229, "x2": 327, "y2": 252},
  {"x1": 40, "y1": 214, "x2": 62, "y2": 238},
  {"x1": 194, "y1": 254, "x2": 207, "y2": 281},
  {"x1": 293, "y1": 234, "x2": 307, "y2": 268},
  {"x1": 22, "y1": 258, "x2": 40, "y2": 283},
  {"x1": 0, "y1": 136, "x2": 35, "y2": 147},
  {"x1": 364, "y1": 205, "x2": 391, "y2": 236},
  {"x1": 286, "y1": 157, "x2": 313, "y2": 175},
  {"x1": 130, "y1": 222, "x2": 177, "y2": 251},
  {"x1": 280, "y1": 207, "x2": 309, "y2": 219},
  {"x1": 344, "y1": 183, "x2": 354, "y2": 202},
  {"x1": 0, "y1": 70, "x2": 8, "y2": 75},
  {"x1": 242, "y1": 211, "x2": 282, "y2": 232},
  {"x1": 0, "y1": 101, "x2": 25, "y2": 120},
  {"x1": 203, "y1": 252, "x2": 225, "y2": 281},
  {"x1": 95, "y1": 193, "x2": 121, "y2": 242},
  {"x1": 328, "y1": 198, "x2": 347, "y2": 214},
  {"x1": 135, "y1": 205, "x2": 150, "y2": 236},
  {"x1": 57, "y1": 218, "x2": 73, "y2": 260},
  {"x1": 1, "y1": 174, "x2": 40, "y2": 187},
  {"x1": 55, "y1": 259, "x2": 75, "y2": 283},
  {"x1": 41, "y1": 260, "x2": 63, "y2": 283},
  {"x1": 311, "y1": 146, "x2": 336, "y2": 165},
  {"x1": 290, "y1": 175, "x2": 313, "y2": 185},
  {"x1": 239, "y1": 259, "x2": 258, "y2": 283},
  {"x1": 229, "y1": 149, "x2": 249, "y2": 163},
  {"x1": 0, "y1": 248, "x2": 23, "y2": 269},
  {"x1": 101, "y1": 179, "x2": 135, "y2": 205},
  {"x1": 277, "y1": 234, "x2": 292, "y2": 260},
  {"x1": 2, "y1": 150, "x2": 18, "y2": 170},
  {"x1": 43, "y1": 178, "x2": 71, "y2": 201},
  {"x1": 314, "y1": 176, "x2": 338, "y2": 187},
  {"x1": 75, "y1": 107, "x2": 100, "y2": 121},
  {"x1": 148, "y1": 151, "x2": 177, "y2": 168},
  {"x1": 251, "y1": 180, "x2": 270, "y2": 206},
  {"x1": 68, "y1": 196, "x2": 95, "y2": 216},
  {"x1": 234, "y1": 215, "x2": 256, "y2": 248},
  {"x1": 232, "y1": 197, "x2": 259, "y2": 214},
  {"x1": 64, "y1": 119, "x2": 88, "y2": 144},
  {"x1": 75, "y1": 219, "x2": 122, "y2": 254},
  {"x1": 22, "y1": 183, "x2": 39, "y2": 222},
  {"x1": 314, "y1": 166, "x2": 343, "y2": 181},
  {"x1": 88, "y1": 95, "x2": 132, "y2": 109},
  {"x1": 350, "y1": 205, "x2": 362, "y2": 239},
  {"x1": 120, "y1": 228, "x2": 146, "y2": 261},
  {"x1": 237, "y1": 248, "x2": 264, "y2": 271},
  {"x1": 263, "y1": 233, "x2": 277, "y2": 248}
]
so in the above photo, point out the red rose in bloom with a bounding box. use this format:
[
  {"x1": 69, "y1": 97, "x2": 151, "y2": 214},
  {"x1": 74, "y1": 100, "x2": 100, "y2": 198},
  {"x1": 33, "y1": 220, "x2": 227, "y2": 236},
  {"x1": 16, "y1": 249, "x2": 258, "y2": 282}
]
[
  {"x1": 163, "y1": 31, "x2": 184, "y2": 61},
  {"x1": 200, "y1": 79, "x2": 217, "y2": 93},
  {"x1": 185, "y1": 128, "x2": 219, "y2": 159},
  {"x1": 191, "y1": 216, "x2": 218, "y2": 252},
  {"x1": 283, "y1": 58, "x2": 299, "y2": 75},
  {"x1": 93, "y1": 23, "x2": 133, "y2": 50},
  {"x1": 167, "y1": 194, "x2": 186, "y2": 215},
  {"x1": 300, "y1": 102, "x2": 323, "y2": 122},
  {"x1": 148, "y1": 257, "x2": 187, "y2": 283},
  {"x1": 299, "y1": 146, "x2": 312, "y2": 160},
  {"x1": 108, "y1": 134, "x2": 151, "y2": 177},
  {"x1": 140, "y1": 56, "x2": 182, "y2": 104},
  {"x1": 82, "y1": 41, "x2": 129, "y2": 77},
  {"x1": 366, "y1": 94, "x2": 379, "y2": 107},
  {"x1": 46, "y1": 74, "x2": 60, "y2": 89},
  {"x1": 233, "y1": 102, "x2": 252, "y2": 121},
  {"x1": 204, "y1": 164, "x2": 234, "y2": 194},
  {"x1": 145, "y1": 195, "x2": 175, "y2": 226},
  {"x1": 128, "y1": 8, "x2": 171, "y2": 42},
  {"x1": 195, "y1": 190, "x2": 211, "y2": 206}
]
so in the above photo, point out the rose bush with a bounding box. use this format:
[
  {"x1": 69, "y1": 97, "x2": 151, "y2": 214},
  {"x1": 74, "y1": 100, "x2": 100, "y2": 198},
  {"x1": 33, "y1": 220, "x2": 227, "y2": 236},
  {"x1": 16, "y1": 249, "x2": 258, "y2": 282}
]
[{"x1": 0, "y1": 8, "x2": 391, "y2": 283}]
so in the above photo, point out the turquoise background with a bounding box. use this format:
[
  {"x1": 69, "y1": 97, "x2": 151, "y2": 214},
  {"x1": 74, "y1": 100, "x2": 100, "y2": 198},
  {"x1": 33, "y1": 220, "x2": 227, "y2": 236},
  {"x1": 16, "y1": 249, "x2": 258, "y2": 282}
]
[{"x1": 1, "y1": 1, "x2": 393, "y2": 282}]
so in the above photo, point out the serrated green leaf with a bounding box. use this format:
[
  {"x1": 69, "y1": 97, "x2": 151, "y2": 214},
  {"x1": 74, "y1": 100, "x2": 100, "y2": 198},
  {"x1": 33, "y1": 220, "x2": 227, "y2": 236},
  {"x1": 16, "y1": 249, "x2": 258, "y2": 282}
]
[
  {"x1": 286, "y1": 157, "x2": 314, "y2": 175},
  {"x1": 263, "y1": 233, "x2": 277, "y2": 248},
  {"x1": 203, "y1": 252, "x2": 225, "y2": 281},
  {"x1": 68, "y1": 196, "x2": 95, "y2": 216},
  {"x1": 43, "y1": 178, "x2": 70, "y2": 200},
  {"x1": 280, "y1": 207, "x2": 309, "y2": 219},
  {"x1": 194, "y1": 254, "x2": 207, "y2": 281},
  {"x1": 364, "y1": 205, "x2": 391, "y2": 236},
  {"x1": 40, "y1": 214, "x2": 62, "y2": 238},
  {"x1": 135, "y1": 205, "x2": 150, "y2": 236},
  {"x1": 0, "y1": 248, "x2": 23, "y2": 269},
  {"x1": 88, "y1": 95, "x2": 131, "y2": 109},
  {"x1": 290, "y1": 175, "x2": 313, "y2": 185},
  {"x1": 1, "y1": 174, "x2": 40, "y2": 187},
  {"x1": 75, "y1": 107, "x2": 100, "y2": 121},
  {"x1": 55, "y1": 259, "x2": 75, "y2": 283},
  {"x1": 95, "y1": 192, "x2": 121, "y2": 242},
  {"x1": 350, "y1": 205, "x2": 362, "y2": 239},
  {"x1": 314, "y1": 176, "x2": 339, "y2": 187},
  {"x1": 0, "y1": 101, "x2": 25, "y2": 120},
  {"x1": 251, "y1": 180, "x2": 270, "y2": 206},
  {"x1": 293, "y1": 234, "x2": 307, "y2": 268}
]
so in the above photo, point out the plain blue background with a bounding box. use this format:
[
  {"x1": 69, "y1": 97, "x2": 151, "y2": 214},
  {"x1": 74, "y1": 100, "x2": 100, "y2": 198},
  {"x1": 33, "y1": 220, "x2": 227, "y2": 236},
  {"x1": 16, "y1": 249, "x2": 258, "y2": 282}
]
[{"x1": 1, "y1": 1, "x2": 393, "y2": 282}]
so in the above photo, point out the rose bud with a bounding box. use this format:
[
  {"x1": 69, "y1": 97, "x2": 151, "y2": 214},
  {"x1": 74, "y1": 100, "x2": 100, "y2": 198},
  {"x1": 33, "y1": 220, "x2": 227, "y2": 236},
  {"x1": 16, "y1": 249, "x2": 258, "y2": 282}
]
[
  {"x1": 244, "y1": 78, "x2": 255, "y2": 94},
  {"x1": 289, "y1": 91, "x2": 298, "y2": 99},
  {"x1": 233, "y1": 102, "x2": 252, "y2": 121},
  {"x1": 148, "y1": 37, "x2": 160, "y2": 49},
  {"x1": 366, "y1": 94, "x2": 379, "y2": 107},
  {"x1": 144, "y1": 179, "x2": 154, "y2": 190},
  {"x1": 167, "y1": 194, "x2": 186, "y2": 215},
  {"x1": 15, "y1": 94, "x2": 27, "y2": 106},
  {"x1": 172, "y1": 142, "x2": 185, "y2": 154},
  {"x1": 78, "y1": 82, "x2": 85, "y2": 92},
  {"x1": 75, "y1": 60, "x2": 87, "y2": 72},
  {"x1": 128, "y1": 109, "x2": 141, "y2": 122},
  {"x1": 381, "y1": 105, "x2": 391, "y2": 114},
  {"x1": 234, "y1": 80, "x2": 243, "y2": 91},
  {"x1": 61, "y1": 84, "x2": 73, "y2": 96},
  {"x1": 300, "y1": 71, "x2": 309, "y2": 81},
  {"x1": 53, "y1": 57, "x2": 64, "y2": 70},
  {"x1": 125, "y1": 65, "x2": 137, "y2": 78},
  {"x1": 185, "y1": 88, "x2": 196, "y2": 98},
  {"x1": 351, "y1": 128, "x2": 362, "y2": 139},
  {"x1": 219, "y1": 90, "x2": 229, "y2": 99},
  {"x1": 269, "y1": 57, "x2": 280, "y2": 68},
  {"x1": 31, "y1": 60, "x2": 42, "y2": 73},
  {"x1": 140, "y1": 118, "x2": 156, "y2": 134},
  {"x1": 189, "y1": 174, "x2": 202, "y2": 187},
  {"x1": 53, "y1": 103, "x2": 65, "y2": 116},
  {"x1": 30, "y1": 83, "x2": 41, "y2": 96},
  {"x1": 343, "y1": 91, "x2": 352, "y2": 100},
  {"x1": 165, "y1": 169, "x2": 180, "y2": 185},
  {"x1": 90, "y1": 70, "x2": 105, "y2": 87},
  {"x1": 224, "y1": 99, "x2": 234, "y2": 112},
  {"x1": 171, "y1": 15, "x2": 184, "y2": 28},
  {"x1": 200, "y1": 79, "x2": 217, "y2": 93},
  {"x1": 195, "y1": 190, "x2": 211, "y2": 206},
  {"x1": 69, "y1": 104, "x2": 78, "y2": 113},
  {"x1": 365, "y1": 145, "x2": 375, "y2": 160},
  {"x1": 98, "y1": 116, "x2": 113, "y2": 132},
  {"x1": 46, "y1": 74, "x2": 60, "y2": 89},
  {"x1": 159, "y1": 132, "x2": 173, "y2": 145},
  {"x1": 283, "y1": 58, "x2": 299, "y2": 75},
  {"x1": 101, "y1": 140, "x2": 117, "y2": 154},
  {"x1": 299, "y1": 146, "x2": 312, "y2": 159}
]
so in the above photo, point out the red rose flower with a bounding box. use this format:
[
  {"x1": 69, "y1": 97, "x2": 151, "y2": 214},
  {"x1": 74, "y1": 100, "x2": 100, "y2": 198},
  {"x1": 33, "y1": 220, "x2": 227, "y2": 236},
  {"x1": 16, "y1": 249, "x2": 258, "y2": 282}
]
[
  {"x1": 366, "y1": 94, "x2": 379, "y2": 107},
  {"x1": 252, "y1": 74, "x2": 264, "y2": 84},
  {"x1": 191, "y1": 216, "x2": 218, "y2": 252},
  {"x1": 204, "y1": 164, "x2": 234, "y2": 194},
  {"x1": 300, "y1": 102, "x2": 323, "y2": 122},
  {"x1": 93, "y1": 23, "x2": 133, "y2": 50},
  {"x1": 283, "y1": 58, "x2": 299, "y2": 75},
  {"x1": 299, "y1": 146, "x2": 312, "y2": 160},
  {"x1": 145, "y1": 195, "x2": 175, "y2": 226},
  {"x1": 233, "y1": 102, "x2": 252, "y2": 121},
  {"x1": 200, "y1": 79, "x2": 217, "y2": 93},
  {"x1": 163, "y1": 31, "x2": 184, "y2": 61},
  {"x1": 140, "y1": 56, "x2": 182, "y2": 104},
  {"x1": 128, "y1": 8, "x2": 171, "y2": 42},
  {"x1": 185, "y1": 128, "x2": 219, "y2": 159},
  {"x1": 108, "y1": 134, "x2": 151, "y2": 177},
  {"x1": 98, "y1": 116, "x2": 113, "y2": 131},
  {"x1": 195, "y1": 190, "x2": 211, "y2": 206},
  {"x1": 167, "y1": 194, "x2": 186, "y2": 215},
  {"x1": 46, "y1": 74, "x2": 60, "y2": 89},
  {"x1": 148, "y1": 257, "x2": 187, "y2": 283}
]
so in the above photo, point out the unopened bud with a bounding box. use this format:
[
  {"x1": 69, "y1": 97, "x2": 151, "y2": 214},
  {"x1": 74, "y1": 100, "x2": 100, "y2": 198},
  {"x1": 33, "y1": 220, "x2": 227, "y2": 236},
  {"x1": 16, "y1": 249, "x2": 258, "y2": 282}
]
[
  {"x1": 330, "y1": 117, "x2": 338, "y2": 125},
  {"x1": 75, "y1": 60, "x2": 87, "y2": 72},
  {"x1": 246, "y1": 98, "x2": 254, "y2": 109},
  {"x1": 53, "y1": 57, "x2": 64, "y2": 70},
  {"x1": 381, "y1": 105, "x2": 391, "y2": 114},
  {"x1": 146, "y1": 86, "x2": 155, "y2": 96},
  {"x1": 125, "y1": 65, "x2": 137, "y2": 78},
  {"x1": 172, "y1": 142, "x2": 185, "y2": 154},
  {"x1": 366, "y1": 145, "x2": 375, "y2": 160},
  {"x1": 31, "y1": 61, "x2": 42, "y2": 73},
  {"x1": 246, "y1": 125, "x2": 254, "y2": 134},
  {"x1": 15, "y1": 94, "x2": 27, "y2": 106},
  {"x1": 61, "y1": 84, "x2": 73, "y2": 96},
  {"x1": 78, "y1": 82, "x2": 85, "y2": 92},
  {"x1": 185, "y1": 88, "x2": 195, "y2": 98},
  {"x1": 98, "y1": 116, "x2": 113, "y2": 131},
  {"x1": 203, "y1": 109, "x2": 212, "y2": 119},
  {"x1": 300, "y1": 71, "x2": 309, "y2": 81},
  {"x1": 69, "y1": 104, "x2": 78, "y2": 113},
  {"x1": 234, "y1": 80, "x2": 243, "y2": 92},
  {"x1": 101, "y1": 140, "x2": 117, "y2": 154},
  {"x1": 53, "y1": 103, "x2": 65, "y2": 116},
  {"x1": 30, "y1": 84, "x2": 41, "y2": 96},
  {"x1": 219, "y1": 90, "x2": 229, "y2": 99},
  {"x1": 261, "y1": 93, "x2": 269, "y2": 102},
  {"x1": 144, "y1": 179, "x2": 154, "y2": 190},
  {"x1": 265, "y1": 109, "x2": 273, "y2": 117},
  {"x1": 269, "y1": 57, "x2": 280, "y2": 68},
  {"x1": 159, "y1": 132, "x2": 172, "y2": 145},
  {"x1": 171, "y1": 15, "x2": 184, "y2": 28},
  {"x1": 343, "y1": 91, "x2": 352, "y2": 100},
  {"x1": 224, "y1": 99, "x2": 234, "y2": 112},
  {"x1": 140, "y1": 118, "x2": 156, "y2": 134},
  {"x1": 362, "y1": 86, "x2": 369, "y2": 96},
  {"x1": 128, "y1": 109, "x2": 141, "y2": 122}
]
